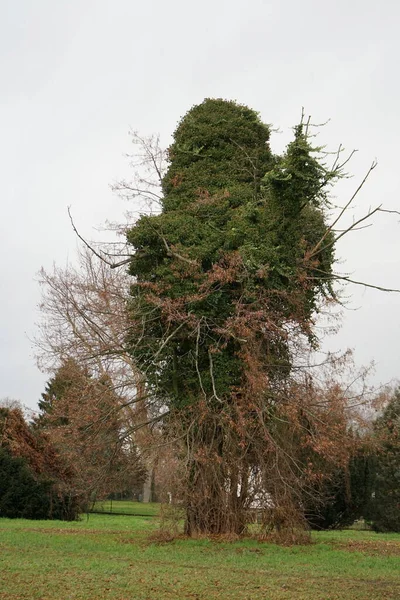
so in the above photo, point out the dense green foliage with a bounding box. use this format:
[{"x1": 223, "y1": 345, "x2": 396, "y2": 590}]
[
  {"x1": 0, "y1": 447, "x2": 78, "y2": 520},
  {"x1": 366, "y1": 389, "x2": 400, "y2": 532},
  {"x1": 127, "y1": 99, "x2": 336, "y2": 408},
  {"x1": 305, "y1": 452, "x2": 375, "y2": 530},
  {"x1": 0, "y1": 407, "x2": 80, "y2": 520}
]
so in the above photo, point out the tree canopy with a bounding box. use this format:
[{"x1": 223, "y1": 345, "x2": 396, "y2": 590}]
[{"x1": 127, "y1": 99, "x2": 336, "y2": 409}]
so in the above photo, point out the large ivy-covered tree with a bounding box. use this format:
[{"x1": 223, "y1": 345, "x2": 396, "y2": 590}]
[{"x1": 125, "y1": 99, "x2": 349, "y2": 535}]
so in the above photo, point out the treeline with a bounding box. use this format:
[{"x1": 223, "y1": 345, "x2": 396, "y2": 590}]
[
  {"x1": 2, "y1": 378, "x2": 400, "y2": 531},
  {"x1": 0, "y1": 360, "x2": 147, "y2": 520},
  {"x1": 309, "y1": 388, "x2": 400, "y2": 533}
]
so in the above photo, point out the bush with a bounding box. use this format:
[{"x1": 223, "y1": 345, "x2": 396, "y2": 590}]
[
  {"x1": 0, "y1": 448, "x2": 80, "y2": 520},
  {"x1": 304, "y1": 452, "x2": 374, "y2": 530}
]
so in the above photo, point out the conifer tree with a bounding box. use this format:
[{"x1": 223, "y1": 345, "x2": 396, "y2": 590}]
[{"x1": 366, "y1": 389, "x2": 400, "y2": 532}]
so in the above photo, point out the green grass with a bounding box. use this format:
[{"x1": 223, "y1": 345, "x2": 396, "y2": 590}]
[
  {"x1": 92, "y1": 500, "x2": 160, "y2": 517},
  {"x1": 0, "y1": 512, "x2": 400, "y2": 599}
]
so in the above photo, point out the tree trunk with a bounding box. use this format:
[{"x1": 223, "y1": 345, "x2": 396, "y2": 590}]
[{"x1": 183, "y1": 423, "x2": 248, "y2": 536}]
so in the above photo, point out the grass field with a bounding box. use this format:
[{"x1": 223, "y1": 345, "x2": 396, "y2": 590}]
[
  {"x1": 1, "y1": 505, "x2": 400, "y2": 599},
  {"x1": 91, "y1": 500, "x2": 160, "y2": 517}
]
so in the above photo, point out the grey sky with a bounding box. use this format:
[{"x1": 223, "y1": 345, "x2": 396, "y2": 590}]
[{"x1": 1, "y1": 0, "x2": 399, "y2": 410}]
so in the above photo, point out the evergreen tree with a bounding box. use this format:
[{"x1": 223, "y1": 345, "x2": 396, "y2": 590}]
[
  {"x1": 366, "y1": 389, "x2": 400, "y2": 532},
  {"x1": 305, "y1": 451, "x2": 375, "y2": 529},
  {"x1": 36, "y1": 360, "x2": 146, "y2": 505},
  {"x1": 0, "y1": 407, "x2": 81, "y2": 520},
  {"x1": 36, "y1": 358, "x2": 85, "y2": 427}
]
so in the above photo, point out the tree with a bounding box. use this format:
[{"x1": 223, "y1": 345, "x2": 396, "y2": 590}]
[
  {"x1": 125, "y1": 98, "x2": 359, "y2": 535},
  {"x1": 304, "y1": 448, "x2": 375, "y2": 529},
  {"x1": 0, "y1": 406, "x2": 80, "y2": 520},
  {"x1": 35, "y1": 98, "x2": 394, "y2": 537},
  {"x1": 35, "y1": 248, "x2": 161, "y2": 502},
  {"x1": 35, "y1": 359, "x2": 147, "y2": 506},
  {"x1": 366, "y1": 388, "x2": 400, "y2": 532}
]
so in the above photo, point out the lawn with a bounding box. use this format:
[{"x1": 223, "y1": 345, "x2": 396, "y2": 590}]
[
  {"x1": 0, "y1": 508, "x2": 399, "y2": 599},
  {"x1": 91, "y1": 500, "x2": 160, "y2": 517}
]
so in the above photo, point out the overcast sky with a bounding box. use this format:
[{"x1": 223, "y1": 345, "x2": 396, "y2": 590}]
[{"x1": 1, "y1": 0, "x2": 400, "y2": 410}]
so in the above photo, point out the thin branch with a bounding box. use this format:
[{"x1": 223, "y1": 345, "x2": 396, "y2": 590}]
[
  {"x1": 312, "y1": 268, "x2": 400, "y2": 293},
  {"x1": 161, "y1": 236, "x2": 198, "y2": 266},
  {"x1": 119, "y1": 412, "x2": 168, "y2": 442},
  {"x1": 113, "y1": 183, "x2": 162, "y2": 200},
  {"x1": 307, "y1": 161, "x2": 377, "y2": 260},
  {"x1": 378, "y1": 208, "x2": 400, "y2": 216},
  {"x1": 332, "y1": 224, "x2": 372, "y2": 233},
  {"x1": 208, "y1": 350, "x2": 223, "y2": 403},
  {"x1": 311, "y1": 205, "x2": 381, "y2": 259},
  {"x1": 332, "y1": 206, "x2": 381, "y2": 246},
  {"x1": 153, "y1": 322, "x2": 186, "y2": 360},
  {"x1": 196, "y1": 321, "x2": 207, "y2": 400},
  {"x1": 68, "y1": 207, "x2": 132, "y2": 269}
]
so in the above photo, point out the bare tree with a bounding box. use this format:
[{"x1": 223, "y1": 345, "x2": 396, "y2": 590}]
[{"x1": 35, "y1": 245, "x2": 164, "y2": 500}]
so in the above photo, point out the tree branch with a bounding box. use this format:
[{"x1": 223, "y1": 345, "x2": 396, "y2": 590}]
[
  {"x1": 307, "y1": 161, "x2": 377, "y2": 260},
  {"x1": 68, "y1": 207, "x2": 132, "y2": 269}
]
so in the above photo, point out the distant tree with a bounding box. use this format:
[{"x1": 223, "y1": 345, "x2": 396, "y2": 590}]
[
  {"x1": 0, "y1": 406, "x2": 80, "y2": 519},
  {"x1": 366, "y1": 388, "x2": 400, "y2": 532},
  {"x1": 0, "y1": 448, "x2": 68, "y2": 520},
  {"x1": 35, "y1": 360, "x2": 146, "y2": 506},
  {"x1": 35, "y1": 247, "x2": 158, "y2": 502},
  {"x1": 35, "y1": 357, "x2": 77, "y2": 427},
  {"x1": 304, "y1": 449, "x2": 375, "y2": 529}
]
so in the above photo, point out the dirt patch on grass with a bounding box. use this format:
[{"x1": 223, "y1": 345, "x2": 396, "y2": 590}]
[{"x1": 336, "y1": 539, "x2": 400, "y2": 556}]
